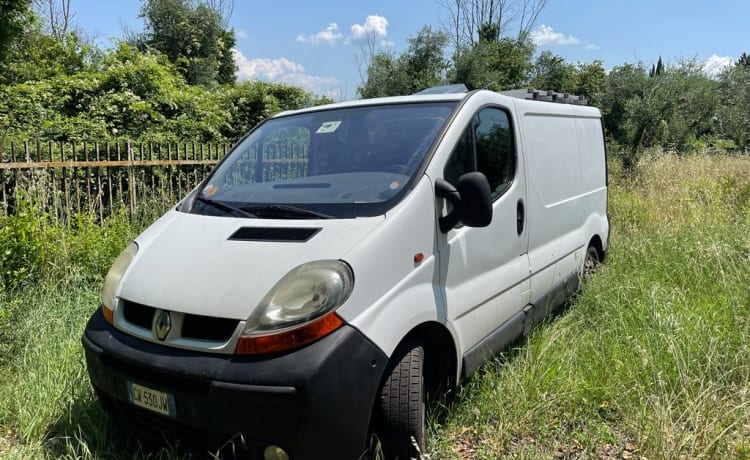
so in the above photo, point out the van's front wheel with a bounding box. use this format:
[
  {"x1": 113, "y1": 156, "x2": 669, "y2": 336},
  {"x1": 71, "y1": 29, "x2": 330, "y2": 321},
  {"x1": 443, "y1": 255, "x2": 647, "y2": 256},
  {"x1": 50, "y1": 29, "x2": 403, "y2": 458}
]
[{"x1": 375, "y1": 343, "x2": 426, "y2": 459}]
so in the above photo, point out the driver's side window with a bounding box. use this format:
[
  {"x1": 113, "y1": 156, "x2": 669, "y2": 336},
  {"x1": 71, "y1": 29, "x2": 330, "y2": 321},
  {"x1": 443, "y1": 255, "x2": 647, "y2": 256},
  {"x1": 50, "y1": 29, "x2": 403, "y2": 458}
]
[{"x1": 443, "y1": 107, "x2": 515, "y2": 200}]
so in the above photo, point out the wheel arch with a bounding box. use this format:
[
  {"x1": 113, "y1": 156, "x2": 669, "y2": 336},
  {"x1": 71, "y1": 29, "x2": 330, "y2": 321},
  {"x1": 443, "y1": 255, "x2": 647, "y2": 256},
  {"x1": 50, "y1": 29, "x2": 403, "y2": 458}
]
[
  {"x1": 588, "y1": 234, "x2": 605, "y2": 262},
  {"x1": 390, "y1": 321, "x2": 459, "y2": 396}
]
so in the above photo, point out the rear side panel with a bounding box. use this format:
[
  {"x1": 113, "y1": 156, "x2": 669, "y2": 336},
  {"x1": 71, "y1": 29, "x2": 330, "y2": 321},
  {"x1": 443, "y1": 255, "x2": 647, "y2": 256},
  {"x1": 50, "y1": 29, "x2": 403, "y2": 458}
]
[
  {"x1": 514, "y1": 99, "x2": 607, "y2": 305},
  {"x1": 573, "y1": 106, "x2": 609, "y2": 254}
]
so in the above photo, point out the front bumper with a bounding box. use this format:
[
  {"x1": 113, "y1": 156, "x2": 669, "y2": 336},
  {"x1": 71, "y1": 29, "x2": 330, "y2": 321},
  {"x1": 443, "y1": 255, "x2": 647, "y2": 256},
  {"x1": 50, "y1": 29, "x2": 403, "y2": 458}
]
[{"x1": 82, "y1": 308, "x2": 388, "y2": 459}]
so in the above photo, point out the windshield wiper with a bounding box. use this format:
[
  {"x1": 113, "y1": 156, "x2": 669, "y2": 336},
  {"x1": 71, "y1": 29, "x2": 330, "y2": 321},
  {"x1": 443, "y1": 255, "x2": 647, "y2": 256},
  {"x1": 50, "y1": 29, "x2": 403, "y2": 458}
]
[
  {"x1": 195, "y1": 196, "x2": 258, "y2": 218},
  {"x1": 241, "y1": 204, "x2": 334, "y2": 219}
]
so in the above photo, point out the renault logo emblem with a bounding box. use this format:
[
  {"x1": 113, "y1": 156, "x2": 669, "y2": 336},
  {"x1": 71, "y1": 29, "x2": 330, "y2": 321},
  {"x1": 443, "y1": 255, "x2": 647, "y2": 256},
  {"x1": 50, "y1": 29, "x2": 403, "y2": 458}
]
[{"x1": 155, "y1": 311, "x2": 171, "y2": 341}]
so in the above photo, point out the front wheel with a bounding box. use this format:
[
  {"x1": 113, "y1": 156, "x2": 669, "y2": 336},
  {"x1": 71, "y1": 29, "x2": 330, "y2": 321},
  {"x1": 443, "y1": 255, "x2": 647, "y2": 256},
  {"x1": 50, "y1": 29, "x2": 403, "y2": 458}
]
[{"x1": 375, "y1": 343, "x2": 426, "y2": 460}]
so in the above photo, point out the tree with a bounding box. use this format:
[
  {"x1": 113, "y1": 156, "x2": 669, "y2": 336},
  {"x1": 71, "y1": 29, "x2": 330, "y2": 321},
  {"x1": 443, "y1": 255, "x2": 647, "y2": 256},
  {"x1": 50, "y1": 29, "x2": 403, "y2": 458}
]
[
  {"x1": 137, "y1": 0, "x2": 236, "y2": 86},
  {"x1": 528, "y1": 50, "x2": 577, "y2": 92},
  {"x1": 436, "y1": 0, "x2": 545, "y2": 92},
  {"x1": 601, "y1": 59, "x2": 719, "y2": 162},
  {"x1": 718, "y1": 58, "x2": 750, "y2": 149},
  {"x1": 439, "y1": 0, "x2": 550, "y2": 46},
  {"x1": 575, "y1": 60, "x2": 605, "y2": 106},
  {"x1": 0, "y1": 13, "x2": 89, "y2": 84},
  {"x1": 216, "y1": 29, "x2": 236, "y2": 84},
  {"x1": 0, "y1": 0, "x2": 33, "y2": 66},
  {"x1": 450, "y1": 37, "x2": 533, "y2": 90},
  {"x1": 41, "y1": 0, "x2": 72, "y2": 41},
  {"x1": 358, "y1": 26, "x2": 449, "y2": 98},
  {"x1": 737, "y1": 52, "x2": 750, "y2": 71},
  {"x1": 599, "y1": 63, "x2": 649, "y2": 148}
]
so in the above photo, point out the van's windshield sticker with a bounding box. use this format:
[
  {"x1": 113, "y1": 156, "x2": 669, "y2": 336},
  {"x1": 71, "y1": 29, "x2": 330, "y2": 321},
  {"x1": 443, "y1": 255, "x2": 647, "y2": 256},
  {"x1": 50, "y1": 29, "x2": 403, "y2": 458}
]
[
  {"x1": 316, "y1": 121, "x2": 342, "y2": 134},
  {"x1": 202, "y1": 184, "x2": 218, "y2": 196}
]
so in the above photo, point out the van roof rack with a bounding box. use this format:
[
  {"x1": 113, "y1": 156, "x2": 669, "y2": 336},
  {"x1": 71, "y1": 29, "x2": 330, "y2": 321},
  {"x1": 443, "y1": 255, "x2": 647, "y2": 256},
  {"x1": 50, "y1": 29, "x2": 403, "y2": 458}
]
[
  {"x1": 499, "y1": 88, "x2": 588, "y2": 105},
  {"x1": 414, "y1": 84, "x2": 469, "y2": 95}
]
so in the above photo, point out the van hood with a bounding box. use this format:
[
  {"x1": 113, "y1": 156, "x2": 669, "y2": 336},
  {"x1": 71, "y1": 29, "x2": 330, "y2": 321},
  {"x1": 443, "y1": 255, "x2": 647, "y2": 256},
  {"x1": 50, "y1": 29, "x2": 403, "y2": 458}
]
[{"x1": 118, "y1": 210, "x2": 384, "y2": 320}]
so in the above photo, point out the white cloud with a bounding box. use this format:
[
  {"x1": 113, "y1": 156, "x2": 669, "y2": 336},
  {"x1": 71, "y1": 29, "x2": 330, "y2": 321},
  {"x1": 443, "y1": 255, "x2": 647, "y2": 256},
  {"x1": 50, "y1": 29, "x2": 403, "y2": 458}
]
[
  {"x1": 296, "y1": 23, "x2": 342, "y2": 45},
  {"x1": 530, "y1": 25, "x2": 580, "y2": 46},
  {"x1": 282, "y1": 73, "x2": 342, "y2": 100},
  {"x1": 349, "y1": 15, "x2": 389, "y2": 43},
  {"x1": 233, "y1": 51, "x2": 304, "y2": 80},
  {"x1": 236, "y1": 29, "x2": 248, "y2": 39},
  {"x1": 702, "y1": 54, "x2": 733, "y2": 78},
  {"x1": 585, "y1": 43, "x2": 600, "y2": 51},
  {"x1": 232, "y1": 49, "x2": 341, "y2": 99}
]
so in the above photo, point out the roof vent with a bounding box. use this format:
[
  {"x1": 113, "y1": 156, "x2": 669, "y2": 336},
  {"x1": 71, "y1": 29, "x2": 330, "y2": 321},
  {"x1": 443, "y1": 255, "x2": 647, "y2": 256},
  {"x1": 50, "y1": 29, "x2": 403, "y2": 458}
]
[{"x1": 414, "y1": 84, "x2": 469, "y2": 95}]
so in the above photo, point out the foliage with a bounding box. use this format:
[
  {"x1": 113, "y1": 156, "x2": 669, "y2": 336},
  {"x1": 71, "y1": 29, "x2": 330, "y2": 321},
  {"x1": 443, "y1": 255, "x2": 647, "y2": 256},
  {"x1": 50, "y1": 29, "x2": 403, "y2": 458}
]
[
  {"x1": 451, "y1": 37, "x2": 534, "y2": 91},
  {"x1": 574, "y1": 60, "x2": 606, "y2": 107},
  {"x1": 439, "y1": 0, "x2": 549, "y2": 46},
  {"x1": 0, "y1": 0, "x2": 33, "y2": 65},
  {"x1": 136, "y1": 0, "x2": 236, "y2": 86},
  {"x1": 358, "y1": 26, "x2": 449, "y2": 98},
  {"x1": 0, "y1": 195, "x2": 53, "y2": 291},
  {"x1": 718, "y1": 61, "x2": 750, "y2": 149},
  {"x1": 528, "y1": 50, "x2": 577, "y2": 93},
  {"x1": 0, "y1": 39, "x2": 326, "y2": 143},
  {"x1": 598, "y1": 59, "x2": 722, "y2": 168}
]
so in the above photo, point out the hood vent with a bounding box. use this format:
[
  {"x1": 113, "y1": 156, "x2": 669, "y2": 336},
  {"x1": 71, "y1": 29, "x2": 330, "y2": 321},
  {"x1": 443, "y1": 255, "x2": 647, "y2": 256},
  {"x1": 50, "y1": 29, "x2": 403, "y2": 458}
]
[{"x1": 228, "y1": 227, "x2": 322, "y2": 242}]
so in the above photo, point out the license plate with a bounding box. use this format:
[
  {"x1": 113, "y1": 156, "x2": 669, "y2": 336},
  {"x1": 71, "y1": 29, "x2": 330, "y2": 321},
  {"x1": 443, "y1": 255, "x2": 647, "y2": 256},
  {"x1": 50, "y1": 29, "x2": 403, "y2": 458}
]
[{"x1": 127, "y1": 382, "x2": 175, "y2": 417}]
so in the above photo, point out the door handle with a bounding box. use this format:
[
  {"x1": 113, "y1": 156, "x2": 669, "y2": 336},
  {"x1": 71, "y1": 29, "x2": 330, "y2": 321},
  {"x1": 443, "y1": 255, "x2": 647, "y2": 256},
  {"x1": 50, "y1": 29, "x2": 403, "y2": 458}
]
[{"x1": 516, "y1": 199, "x2": 525, "y2": 235}]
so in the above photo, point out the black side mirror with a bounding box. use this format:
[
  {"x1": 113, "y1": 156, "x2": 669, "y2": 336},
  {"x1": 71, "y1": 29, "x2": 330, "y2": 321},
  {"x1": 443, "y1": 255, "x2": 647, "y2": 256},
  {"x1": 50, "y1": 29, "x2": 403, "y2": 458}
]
[{"x1": 435, "y1": 172, "x2": 493, "y2": 233}]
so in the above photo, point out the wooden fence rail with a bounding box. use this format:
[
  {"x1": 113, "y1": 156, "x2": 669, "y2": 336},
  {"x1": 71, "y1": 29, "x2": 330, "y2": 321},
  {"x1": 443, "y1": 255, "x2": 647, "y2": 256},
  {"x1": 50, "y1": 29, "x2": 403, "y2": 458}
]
[{"x1": 0, "y1": 141, "x2": 233, "y2": 222}]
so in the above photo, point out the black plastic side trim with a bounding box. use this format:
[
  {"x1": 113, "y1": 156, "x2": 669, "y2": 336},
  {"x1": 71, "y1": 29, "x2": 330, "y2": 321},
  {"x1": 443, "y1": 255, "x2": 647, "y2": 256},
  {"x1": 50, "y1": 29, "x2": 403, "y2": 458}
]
[
  {"x1": 461, "y1": 310, "x2": 525, "y2": 379},
  {"x1": 528, "y1": 271, "x2": 580, "y2": 324},
  {"x1": 209, "y1": 381, "x2": 296, "y2": 402},
  {"x1": 228, "y1": 227, "x2": 321, "y2": 242},
  {"x1": 460, "y1": 271, "x2": 582, "y2": 380}
]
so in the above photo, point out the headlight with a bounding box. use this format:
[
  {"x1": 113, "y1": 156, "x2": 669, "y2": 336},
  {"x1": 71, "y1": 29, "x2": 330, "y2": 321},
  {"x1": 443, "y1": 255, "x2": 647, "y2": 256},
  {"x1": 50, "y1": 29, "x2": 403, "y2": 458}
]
[
  {"x1": 236, "y1": 260, "x2": 354, "y2": 354},
  {"x1": 101, "y1": 242, "x2": 138, "y2": 314}
]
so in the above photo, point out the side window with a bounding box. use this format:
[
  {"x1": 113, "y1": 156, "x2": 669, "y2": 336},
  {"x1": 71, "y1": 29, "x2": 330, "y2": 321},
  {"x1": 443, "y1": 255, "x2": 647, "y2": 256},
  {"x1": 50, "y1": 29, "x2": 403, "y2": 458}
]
[
  {"x1": 443, "y1": 125, "x2": 474, "y2": 186},
  {"x1": 475, "y1": 108, "x2": 514, "y2": 199},
  {"x1": 443, "y1": 107, "x2": 515, "y2": 200}
]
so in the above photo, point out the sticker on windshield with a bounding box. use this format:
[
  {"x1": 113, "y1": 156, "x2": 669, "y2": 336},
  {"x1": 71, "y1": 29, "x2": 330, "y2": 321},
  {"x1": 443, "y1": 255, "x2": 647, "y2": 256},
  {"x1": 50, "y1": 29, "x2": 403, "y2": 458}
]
[
  {"x1": 389, "y1": 180, "x2": 400, "y2": 190},
  {"x1": 316, "y1": 121, "x2": 342, "y2": 134},
  {"x1": 202, "y1": 184, "x2": 218, "y2": 196}
]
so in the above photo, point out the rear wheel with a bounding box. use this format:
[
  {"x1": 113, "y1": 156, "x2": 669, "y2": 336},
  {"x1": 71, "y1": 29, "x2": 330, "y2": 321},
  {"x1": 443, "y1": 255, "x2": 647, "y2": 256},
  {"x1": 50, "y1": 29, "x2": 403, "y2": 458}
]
[
  {"x1": 375, "y1": 343, "x2": 426, "y2": 460},
  {"x1": 582, "y1": 245, "x2": 601, "y2": 282}
]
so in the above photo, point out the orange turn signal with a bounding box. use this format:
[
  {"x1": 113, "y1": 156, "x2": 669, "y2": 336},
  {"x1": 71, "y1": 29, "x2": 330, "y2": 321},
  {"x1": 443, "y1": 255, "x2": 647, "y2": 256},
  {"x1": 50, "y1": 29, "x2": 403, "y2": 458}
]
[
  {"x1": 235, "y1": 312, "x2": 344, "y2": 355},
  {"x1": 102, "y1": 306, "x2": 114, "y2": 325}
]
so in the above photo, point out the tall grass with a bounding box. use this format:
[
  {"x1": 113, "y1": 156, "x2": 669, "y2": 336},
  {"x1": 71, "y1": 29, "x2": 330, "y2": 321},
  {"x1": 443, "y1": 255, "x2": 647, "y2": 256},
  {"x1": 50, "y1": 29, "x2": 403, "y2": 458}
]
[
  {"x1": 0, "y1": 175, "x2": 179, "y2": 459},
  {"x1": 1, "y1": 152, "x2": 748, "y2": 459},
  {"x1": 429, "y1": 152, "x2": 750, "y2": 459}
]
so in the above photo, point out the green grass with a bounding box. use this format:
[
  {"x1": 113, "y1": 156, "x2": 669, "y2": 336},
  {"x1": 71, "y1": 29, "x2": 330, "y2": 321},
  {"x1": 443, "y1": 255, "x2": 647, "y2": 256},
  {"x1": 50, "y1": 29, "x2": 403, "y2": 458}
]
[
  {"x1": 429, "y1": 153, "x2": 750, "y2": 459},
  {"x1": 1, "y1": 152, "x2": 749, "y2": 459}
]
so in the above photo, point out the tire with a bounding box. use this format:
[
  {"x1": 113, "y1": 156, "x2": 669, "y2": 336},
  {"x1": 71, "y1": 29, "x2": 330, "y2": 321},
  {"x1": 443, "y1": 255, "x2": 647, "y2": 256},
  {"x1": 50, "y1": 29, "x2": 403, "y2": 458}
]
[
  {"x1": 375, "y1": 343, "x2": 426, "y2": 460},
  {"x1": 582, "y1": 245, "x2": 601, "y2": 282}
]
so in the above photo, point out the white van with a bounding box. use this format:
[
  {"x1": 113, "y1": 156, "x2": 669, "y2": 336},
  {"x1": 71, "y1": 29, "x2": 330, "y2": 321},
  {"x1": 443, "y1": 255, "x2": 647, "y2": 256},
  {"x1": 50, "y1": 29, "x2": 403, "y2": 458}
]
[{"x1": 83, "y1": 86, "x2": 609, "y2": 460}]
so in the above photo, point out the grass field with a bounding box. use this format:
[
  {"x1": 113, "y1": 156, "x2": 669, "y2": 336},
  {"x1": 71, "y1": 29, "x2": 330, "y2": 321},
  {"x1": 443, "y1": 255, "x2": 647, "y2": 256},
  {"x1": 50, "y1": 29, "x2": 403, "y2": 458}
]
[{"x1": 1, "y1": 152, "x2": 749, "y2": 459}]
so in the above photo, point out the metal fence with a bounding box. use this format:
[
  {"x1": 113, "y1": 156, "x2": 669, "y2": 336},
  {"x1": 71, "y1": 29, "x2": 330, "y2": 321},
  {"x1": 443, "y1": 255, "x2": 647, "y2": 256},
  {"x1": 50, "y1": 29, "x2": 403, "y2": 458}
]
[{"x1": 0, "y1": 141, "x2": 232, "y2": 222}]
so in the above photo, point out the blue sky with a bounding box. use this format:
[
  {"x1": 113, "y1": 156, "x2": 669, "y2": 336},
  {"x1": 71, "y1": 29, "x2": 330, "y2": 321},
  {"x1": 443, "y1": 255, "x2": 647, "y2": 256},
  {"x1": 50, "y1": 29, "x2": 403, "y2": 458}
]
[{"x1": 71, "y1": 0, "x2": 749, "y2": 100}]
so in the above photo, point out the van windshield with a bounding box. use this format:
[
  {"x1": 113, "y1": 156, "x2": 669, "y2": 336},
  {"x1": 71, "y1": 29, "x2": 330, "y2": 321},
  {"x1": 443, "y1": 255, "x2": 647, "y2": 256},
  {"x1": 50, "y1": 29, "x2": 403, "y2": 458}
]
[{"x1": 191, "y1": 102, "x2": 457, "y2": 219}]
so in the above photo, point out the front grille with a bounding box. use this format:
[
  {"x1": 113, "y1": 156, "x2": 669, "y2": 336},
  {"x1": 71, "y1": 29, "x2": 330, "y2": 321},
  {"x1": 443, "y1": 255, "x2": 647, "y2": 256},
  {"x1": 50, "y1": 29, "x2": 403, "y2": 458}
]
[
  {"x1": 123, "y1": 301, "x2": 155, "y2": 329},
  {"x1": 182, "y1": 314, "x2": 239, "y2": 341},
  {"x1": 120, "y1": 299, "x2": 240, "y2": 345}
]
